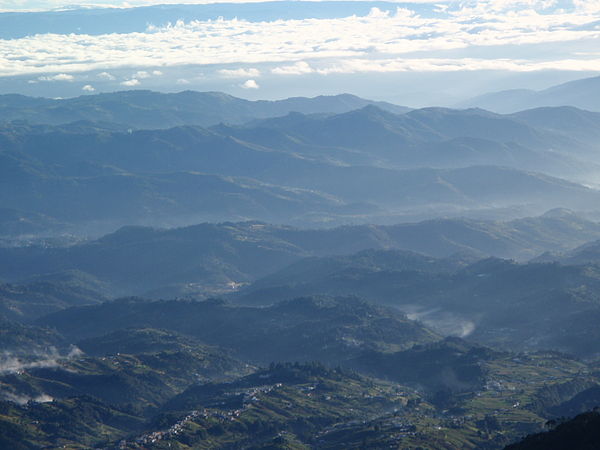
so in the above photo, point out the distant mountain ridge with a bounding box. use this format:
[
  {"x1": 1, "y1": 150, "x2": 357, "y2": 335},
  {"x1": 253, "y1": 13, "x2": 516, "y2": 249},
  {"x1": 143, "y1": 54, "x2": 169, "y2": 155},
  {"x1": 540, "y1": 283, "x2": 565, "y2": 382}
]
[
  {"x1": 0, "y1": 90, "x2": 410, "y2": 129},
  {"x1": 460, "y1": 74, "x2": 600, "y2": 113}
]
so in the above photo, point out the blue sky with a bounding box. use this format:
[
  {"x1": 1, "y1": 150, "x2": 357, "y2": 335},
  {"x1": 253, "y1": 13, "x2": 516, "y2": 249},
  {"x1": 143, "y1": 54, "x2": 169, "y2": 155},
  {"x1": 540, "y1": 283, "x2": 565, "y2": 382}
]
[{"x1": 0, "y1": 0, "x2": 599, "y2": 104}]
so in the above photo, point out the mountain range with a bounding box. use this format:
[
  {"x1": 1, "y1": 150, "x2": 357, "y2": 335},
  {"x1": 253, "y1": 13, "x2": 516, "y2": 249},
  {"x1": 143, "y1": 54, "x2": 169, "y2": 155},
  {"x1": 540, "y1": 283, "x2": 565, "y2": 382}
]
[
  {"x1": 3, "y1": 84, "x2": 600, "y2": 449},
  {"x1": 0, "y1": 90, "x2": 408, "y2": 129},
  {"x1": 3, "y1": 95, "x2": 600, "y2": 235}
]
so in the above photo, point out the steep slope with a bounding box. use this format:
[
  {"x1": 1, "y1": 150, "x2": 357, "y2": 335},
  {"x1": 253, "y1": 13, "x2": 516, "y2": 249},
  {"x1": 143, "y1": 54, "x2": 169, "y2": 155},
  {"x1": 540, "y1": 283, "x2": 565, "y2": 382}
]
[
  {"x1": 548, "y1": 385, "x2": 600, "y2": 418},
  {"x1": 505, "y1": 411, "x2": 600, "y2": 450}
]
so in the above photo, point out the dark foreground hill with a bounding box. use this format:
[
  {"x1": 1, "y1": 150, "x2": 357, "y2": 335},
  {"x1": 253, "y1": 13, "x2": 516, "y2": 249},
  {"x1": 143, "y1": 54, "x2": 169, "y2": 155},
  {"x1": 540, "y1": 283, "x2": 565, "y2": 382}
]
[
  {"x1": 505, "y1": 411, "x2": 600, "y2": 450},
  {"x1": 2, "y1": 324, "x2": 594, "y2": 450},
  {"x1": 1, "y1": 295, "x2": 597, "y2": 449}
]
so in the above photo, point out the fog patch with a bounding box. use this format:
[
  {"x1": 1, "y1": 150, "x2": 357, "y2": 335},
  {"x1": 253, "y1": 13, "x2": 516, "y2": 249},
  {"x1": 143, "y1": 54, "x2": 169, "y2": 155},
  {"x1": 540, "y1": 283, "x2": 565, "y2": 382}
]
[
  {"x1": 2, "y1": 391, "x2": 53, "y2": 405},
  {"x1": 0, "y1": 346, "x2": 83, "y2": 375},
  {"x1": 402, "y1": 306, "x2": 476, "y2": 338}
]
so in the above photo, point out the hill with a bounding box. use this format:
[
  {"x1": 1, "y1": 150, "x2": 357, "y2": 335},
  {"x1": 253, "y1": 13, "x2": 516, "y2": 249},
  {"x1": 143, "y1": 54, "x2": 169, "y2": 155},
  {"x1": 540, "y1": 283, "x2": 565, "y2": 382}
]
[
  {"x1": 0, "y1": 362, "x2": 408, "y2": 449},
  {"x1": 38, "y1": 296, "x2": 438, "y2": 364},
  {"x1": 348, "y1": 338, "x2": 501, "y2": 400},
  {"x1": 0, "y1": 326, "x2": 249, "y2": 449},
  {"x1": 534, "y1": 239, "x2": 600, "y2": 266},
  {"x1": 0, "y1": 318, "x2": 69, "y2": 357},
  {"x1": 236, "y1": 249, "x2": 600, "y2": 357},
  {"x1": 114, "y1": 351, "x2": 596, "y2": 449},
  {"x1": 0, "y1": 271, "x2": 108, "y2": 322},
  {"x1": 0, "y1": 328, "x2": 248, "y2": 411},
  {"x1": 2, "y1": 211, "x2": 600, "y2": 298}
]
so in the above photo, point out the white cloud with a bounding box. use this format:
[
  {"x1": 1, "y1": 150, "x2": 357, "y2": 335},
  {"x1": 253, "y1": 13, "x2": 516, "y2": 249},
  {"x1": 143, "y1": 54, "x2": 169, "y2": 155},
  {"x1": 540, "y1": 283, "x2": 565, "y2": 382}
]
[
  {"x1": 97, "y1": 71, "x2": 116, "y2": 80},
  {"x1": 218, "y1": 67, "x2": 261, "y2": 78},
  {"x1": 82, "y1": 84, "x2": 96, "y2": 91},
  {"x1": 133, "y1": 70, "x2": 150, "y2": 79},
  {"x1": 240, "y1": 79, "x2": 260, "y2": 89},
  {"x1": 271, "y1": 61, "x2": 314, "y2": 75},
  {"x1": 152, "y1": 70, "x2": 163, "y2": 76},
  {"x1": 176, "y1": 78, "x2": 191, "y2": 84},
  {"x1": 37, "y1": 73, "x2": 75, "y2": 82},
  {"x1": 121, "y1": 78, "x2": 140, "y2": 86}
]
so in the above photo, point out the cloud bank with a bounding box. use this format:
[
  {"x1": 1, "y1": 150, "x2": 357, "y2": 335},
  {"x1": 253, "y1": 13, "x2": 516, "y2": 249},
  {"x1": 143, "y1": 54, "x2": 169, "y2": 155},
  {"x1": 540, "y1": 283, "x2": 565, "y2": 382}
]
[{"x1": 0, "y1": 1, "x2": 598, "y2": 80}]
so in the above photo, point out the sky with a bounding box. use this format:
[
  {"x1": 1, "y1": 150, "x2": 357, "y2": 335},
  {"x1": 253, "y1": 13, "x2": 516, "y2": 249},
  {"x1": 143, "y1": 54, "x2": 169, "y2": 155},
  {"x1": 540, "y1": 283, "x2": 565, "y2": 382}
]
[{"x1": 0, "y1": 0, "x2": 599, "y2": 105}]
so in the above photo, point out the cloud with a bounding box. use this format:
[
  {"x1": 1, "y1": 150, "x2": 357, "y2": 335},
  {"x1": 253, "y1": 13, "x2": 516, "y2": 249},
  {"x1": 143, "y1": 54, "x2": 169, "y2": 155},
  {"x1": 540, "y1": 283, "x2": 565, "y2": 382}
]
[
  {"x1": 97, "y1": 71, "x2": 116, "y2": 80},
  {"x1": 176, "y1": 78, "x2": 191, "y2": 84},
  {"x1": 82, "y1": 84, "x2": 96, "y2": 91},
  {"x1": 218, "y1": 67, "x2": 261, "y2": 78},
  {"x1": 133, "y1": 70, "x2": 151, "y2": 79},
  {"x1": 132, "y1": 69, "x2": 163, "y2": 79},
  {"x1": 240, "y1": 79, "x2": 259, "y2": 89},
  {"x1": 271, "y1": 61, "x2": 314, "y2": 75},
  {"x1": 0, "y1": 4, "x2": 599, "y2": 78},
  {"x1": 121, "y1": 78, "x2": 140, "y2": 86},
  {"x1": 37, "y1": 73, "x2": 75, "y2": 82}
]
